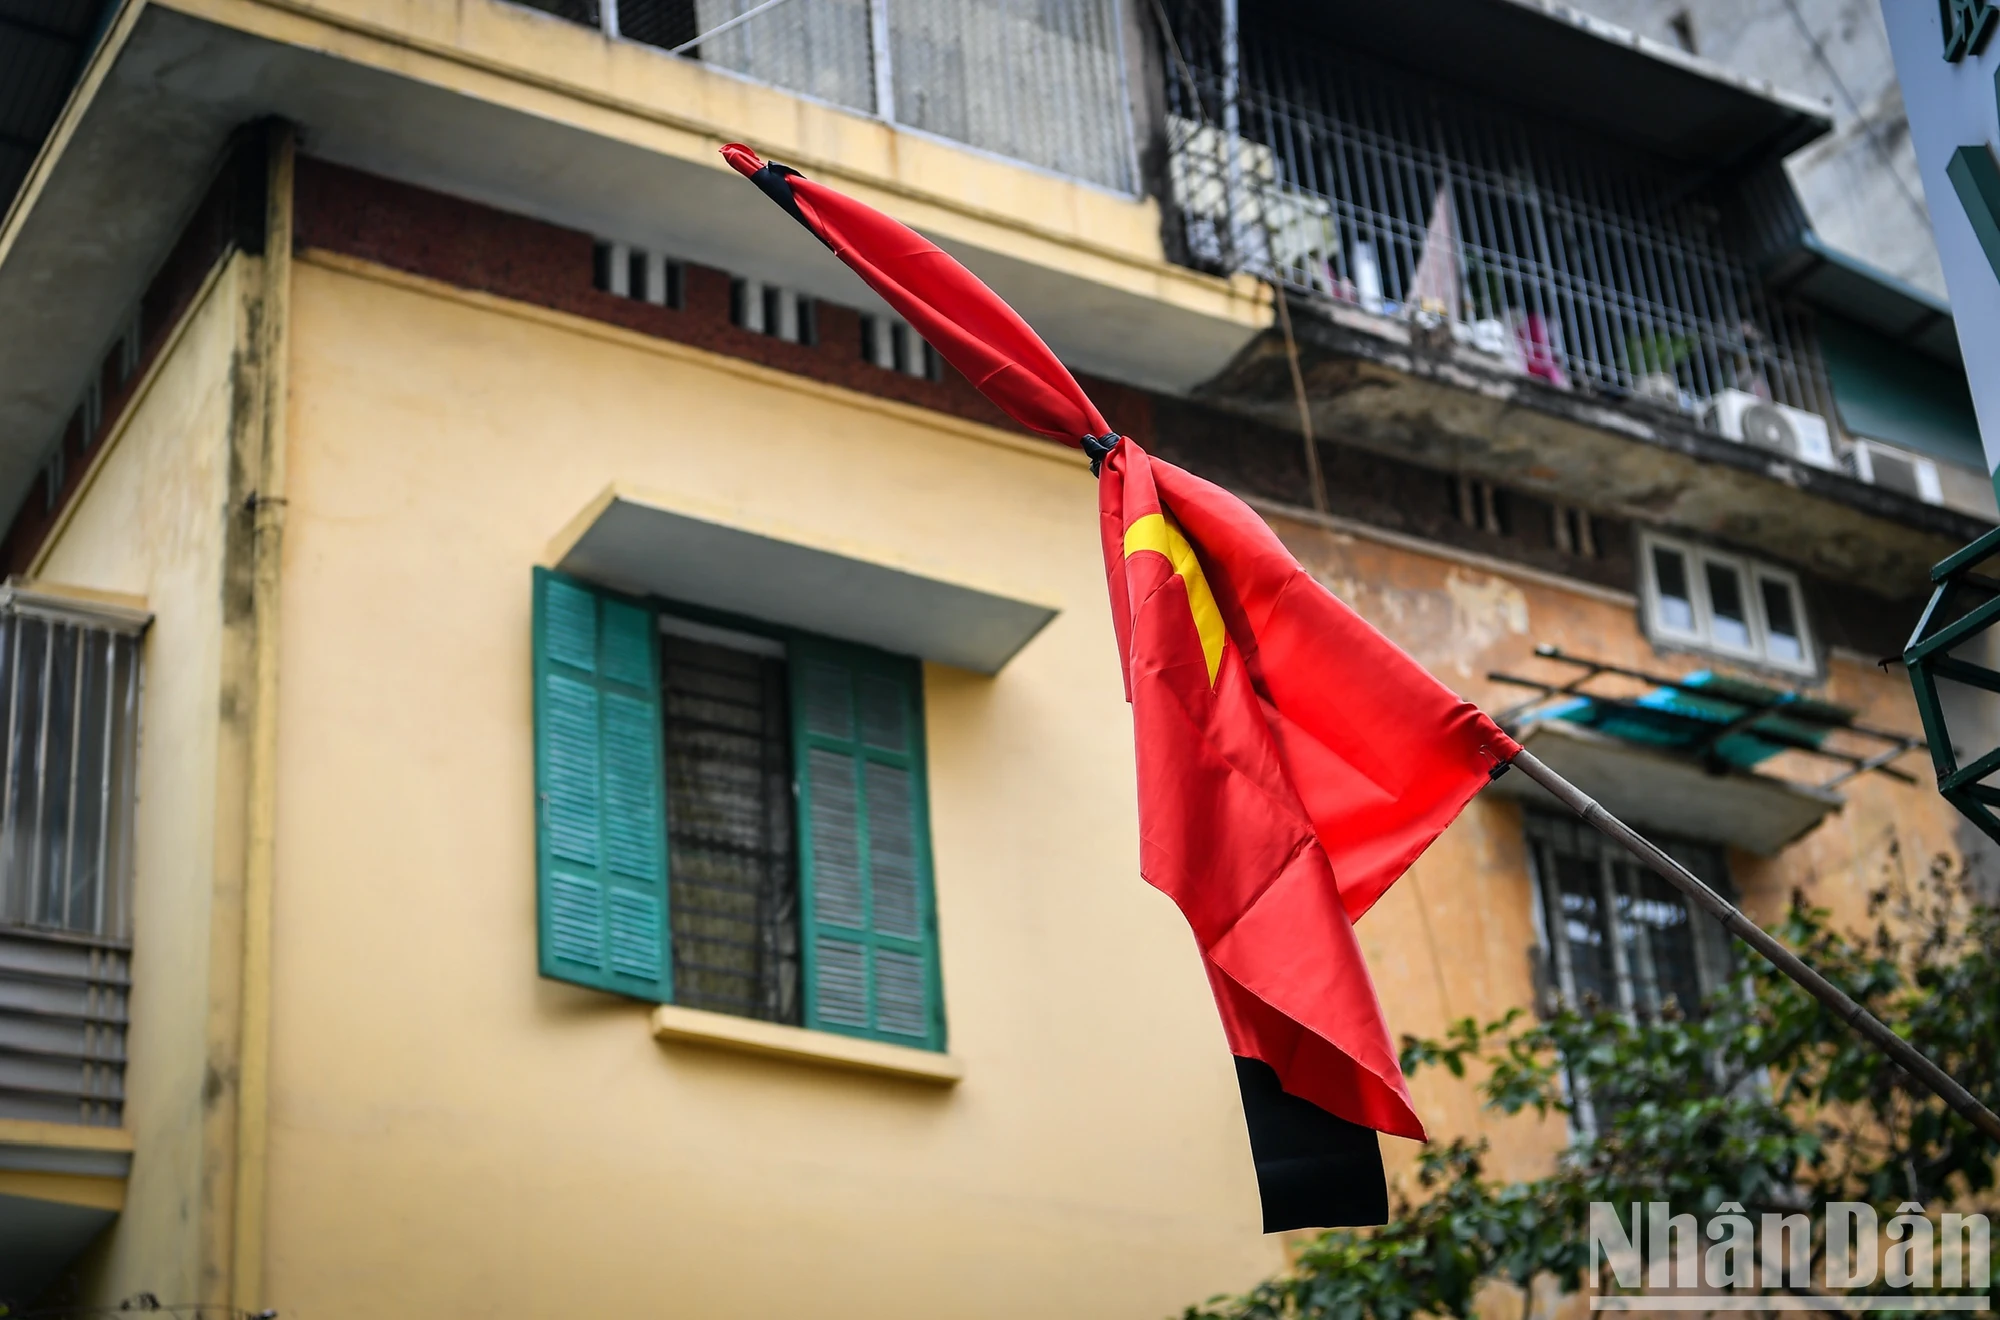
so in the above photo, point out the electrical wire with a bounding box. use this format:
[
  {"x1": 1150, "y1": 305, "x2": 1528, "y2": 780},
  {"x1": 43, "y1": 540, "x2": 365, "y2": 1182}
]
[
  {"x1": 667, "y1": 0, "x2": 803, "y2": 55},
  {"x1": 1775, "y1": 0, "x2": 1931, "y2": 226}
]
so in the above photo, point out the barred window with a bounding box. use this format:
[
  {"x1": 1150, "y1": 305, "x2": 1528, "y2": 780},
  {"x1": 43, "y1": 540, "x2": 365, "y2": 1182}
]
[
  {"x1": 659, "y1": 618, "x2": 800, "y2": 1024},
  {"x1": 1526, "y1": 810, "x2": 1734, "y2": 1021},
  {"x1": 0, "y1": 588, "x2": 147, "y2": 1127}
]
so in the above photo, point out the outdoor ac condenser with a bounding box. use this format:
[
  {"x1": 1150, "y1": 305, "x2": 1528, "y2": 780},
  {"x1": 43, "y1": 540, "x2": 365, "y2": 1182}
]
[
  {"x1": 1704, "y1": 389, "x2": 1837, "y2": 469},
  {"x1": 1851, "y1": 439, "x2": 1945, "y2": 505}
]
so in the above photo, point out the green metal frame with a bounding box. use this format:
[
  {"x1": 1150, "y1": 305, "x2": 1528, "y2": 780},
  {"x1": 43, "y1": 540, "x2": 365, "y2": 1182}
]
[{"x1": 1904, "y1": 524, "x2": 2000, "y2": 845}]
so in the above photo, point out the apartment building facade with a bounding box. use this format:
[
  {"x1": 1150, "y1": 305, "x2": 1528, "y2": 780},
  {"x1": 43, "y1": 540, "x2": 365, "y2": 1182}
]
[{"x1": 0, "y1": 0, "x2": 1986, "y2": 1314}]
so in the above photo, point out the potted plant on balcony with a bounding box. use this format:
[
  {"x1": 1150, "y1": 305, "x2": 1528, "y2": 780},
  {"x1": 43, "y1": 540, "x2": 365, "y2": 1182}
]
[{"x1": 1625, "y1": 331, "x2": 1694, "y2": 406}]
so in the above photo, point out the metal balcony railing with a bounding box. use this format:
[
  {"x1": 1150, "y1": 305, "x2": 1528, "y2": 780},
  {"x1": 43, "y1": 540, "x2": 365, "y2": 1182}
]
[
  {"x1": 1158, "y1": 1, "x2": 1839, "y2": 429},
  {"x1": 510, "y1": 0, "x2": 1141, "y2": 193}
]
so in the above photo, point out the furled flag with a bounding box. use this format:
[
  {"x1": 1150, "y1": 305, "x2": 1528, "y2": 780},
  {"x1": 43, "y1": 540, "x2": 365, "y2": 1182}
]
[{"x1": 724, "y1": 144, "x2": 1520, "y2": 1230}]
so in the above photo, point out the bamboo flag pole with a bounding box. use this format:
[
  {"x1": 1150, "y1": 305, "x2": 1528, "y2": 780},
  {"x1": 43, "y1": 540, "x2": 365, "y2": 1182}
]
[{"x1": 1510, "y1": 748, "x2": 2000, "y2": 1144}]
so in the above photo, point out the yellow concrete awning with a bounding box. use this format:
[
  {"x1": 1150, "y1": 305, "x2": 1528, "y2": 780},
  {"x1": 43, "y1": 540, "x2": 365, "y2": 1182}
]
[{"x1": 550, "y1": 486, "x2": 1059, "y2": 675}]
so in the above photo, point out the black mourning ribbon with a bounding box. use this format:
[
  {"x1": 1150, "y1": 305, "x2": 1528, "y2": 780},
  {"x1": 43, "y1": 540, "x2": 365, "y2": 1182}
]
[
  {"x1": 1082, "y1": 433, "x2": 1122, "y2": 477},
  {"x1": 745, "y1": 160, "x2": 833, "y2": 251}
]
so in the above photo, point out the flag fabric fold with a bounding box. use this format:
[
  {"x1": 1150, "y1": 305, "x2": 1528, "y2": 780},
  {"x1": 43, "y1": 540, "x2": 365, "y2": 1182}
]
[
  {"x1": 720, "y1": 144, "x2": 1108, "y2": 444},
  {"x1": 725, "y1": 146, "x2": 1520, "y2": 1231}
]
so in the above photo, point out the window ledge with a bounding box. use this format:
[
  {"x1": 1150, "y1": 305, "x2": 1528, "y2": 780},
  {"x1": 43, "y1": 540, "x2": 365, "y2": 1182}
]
[{"x1": 650, "y1": 1004, "x2": 963, "y2": 1086}]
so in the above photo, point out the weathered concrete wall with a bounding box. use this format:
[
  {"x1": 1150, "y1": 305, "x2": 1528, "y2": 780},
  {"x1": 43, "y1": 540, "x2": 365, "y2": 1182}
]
[
  {"x1": 1577, "y1": 0, "x2": 1944, "y2": 294},
  {"x1": 35, "y1": 254, "x2": 246, "y2": 1305},
  {"x1": 1261, "y1": 506, "x2": 1965, "y2": 1189}
]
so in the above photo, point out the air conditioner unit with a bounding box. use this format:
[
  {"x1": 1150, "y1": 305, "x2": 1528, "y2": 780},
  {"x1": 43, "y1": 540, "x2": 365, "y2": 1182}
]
[
  {"x1": 1703, "y1": 390, "x2": 1837, "y2": 469},
  {"x1": 1851, "y1": 439, "x2": 1944, "y2": 505}
]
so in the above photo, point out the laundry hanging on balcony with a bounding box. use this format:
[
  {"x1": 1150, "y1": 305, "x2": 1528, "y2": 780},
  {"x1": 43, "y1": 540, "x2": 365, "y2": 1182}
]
[{"x1": 725, "y1": 143, "x2": 1520, "y2": 1232}]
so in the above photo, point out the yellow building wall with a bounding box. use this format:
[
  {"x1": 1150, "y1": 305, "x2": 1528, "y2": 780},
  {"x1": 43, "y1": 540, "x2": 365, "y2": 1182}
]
[
  {"x1": 35, "y1": 256, "x2": 247, "y2": 1302},
  {"x1": 262, "y1": 255, "x2": 1286, "y2": 1318}
]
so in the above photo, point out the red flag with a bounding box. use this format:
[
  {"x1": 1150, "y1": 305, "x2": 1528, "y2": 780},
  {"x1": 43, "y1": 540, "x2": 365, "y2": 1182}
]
[
  {"x1": 720, "y1": 144, "x2": 1107, "y2": 444},
  {"x1": 1101, "y1": 440, "x2": 1518, "y2": 1145},
  {"x1": 725, "y1": 147, "x2": 1520, "y2": 1229}
]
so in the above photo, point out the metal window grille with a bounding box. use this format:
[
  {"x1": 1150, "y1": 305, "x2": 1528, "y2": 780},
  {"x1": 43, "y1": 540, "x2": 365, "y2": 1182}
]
[
  {"x1": 1525, "y1": 810, "x2": 1734, "y2": 1022},
  {"x1": 0, "y1": 590, "x2": 145, "y2": 1127},
  {"x1": 517, "y1": 0, "x2": 1139, "y2": 192},
  {"x1": 660, "y1": 622, "x2": 801, "y2": 1024},
  {"x1": 1158, "y1": 1, "x2": 1839, "y2": 425},
  {"x1": 888, "y1": 0, "x2": 1137, "y2": 192}
]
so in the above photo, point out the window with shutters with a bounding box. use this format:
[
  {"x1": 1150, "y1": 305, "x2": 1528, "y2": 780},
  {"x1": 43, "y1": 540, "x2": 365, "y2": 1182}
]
[{"x1": 532, "y1": 570, "x2": 945, "y2": 1053}]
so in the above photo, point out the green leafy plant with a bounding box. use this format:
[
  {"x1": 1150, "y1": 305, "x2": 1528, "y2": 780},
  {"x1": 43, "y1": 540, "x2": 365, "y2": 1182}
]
[
  {"x1": 1183, "y1": 845, "x2": 1999, "y2": 1319},
  {"x1": 1624, "y1": 332, "x2": 1695, "y2": 379}
]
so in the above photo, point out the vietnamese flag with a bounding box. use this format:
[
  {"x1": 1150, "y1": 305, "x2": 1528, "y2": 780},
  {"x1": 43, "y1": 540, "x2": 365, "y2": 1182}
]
[
  {"x1": 1100, "y1": 439, "x2": 1517, "y2": 1227},
  {"x1": 725, "y1": 145, "x2": 1519, "y2": 1230}
]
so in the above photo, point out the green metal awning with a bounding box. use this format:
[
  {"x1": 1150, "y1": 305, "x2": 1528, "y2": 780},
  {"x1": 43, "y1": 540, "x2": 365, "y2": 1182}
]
[{"x1": 1488, "y1": 647, "x2": 1929, "y2": 853}]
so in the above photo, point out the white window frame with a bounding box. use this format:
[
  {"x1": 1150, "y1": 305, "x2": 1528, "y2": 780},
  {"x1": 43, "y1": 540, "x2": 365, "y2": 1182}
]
[{"x1": 1638, "y1": 530, "x2": 1814, "y2": 676}]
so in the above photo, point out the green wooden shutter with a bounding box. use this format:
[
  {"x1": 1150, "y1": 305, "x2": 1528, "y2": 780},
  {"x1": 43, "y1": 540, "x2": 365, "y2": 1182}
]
[
  {"x1": 790, "y1": 635, "x2": 945, "y2": 1050},
  {"x1": 532, "y1": 567, "x2": 672, "y2": 1001}
]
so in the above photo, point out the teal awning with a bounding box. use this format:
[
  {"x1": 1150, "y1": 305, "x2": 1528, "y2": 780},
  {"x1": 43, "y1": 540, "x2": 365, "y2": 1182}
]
[{"x1": 1541, "y1": 670, "x2": 1848, "y2": 771}]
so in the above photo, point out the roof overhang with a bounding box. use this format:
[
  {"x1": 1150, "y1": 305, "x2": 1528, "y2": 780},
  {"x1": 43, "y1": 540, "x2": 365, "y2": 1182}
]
[
  {"x1": 0, "y1": 0, "x2": 1266, "y2": 530},
  {"x1": 1489, "y1": 720, "x2": 1843, "y2": 856},
  {"x1": 1260, "y1": 0, "x2": 1832, "y2": 170},
  {"x1": 1767, "y1": 232, "x2": 1963, "y2": 365},
  {"x1": 549, "y1": 487, "x2": 1059, "y2": 675},
  {"x1": 0, "y1": 1, "x2": 116, "y2": 215}
]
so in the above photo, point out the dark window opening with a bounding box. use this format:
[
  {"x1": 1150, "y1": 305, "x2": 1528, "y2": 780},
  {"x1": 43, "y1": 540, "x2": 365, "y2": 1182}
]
[
  {"x1": 1553, "y1": 504, "x2": 1597, "y2": 557},
  {"x1": 859, "y1": 314, "x2": 940, "y2": 377},
  {"x1": 1761, "y1": 577, "x2": 1805, "y2": 665},
  {"x1": 660, "y1": 621, "x2": 802, "y2": 1026},
  {"x1": 761, "y1": 284, "x2": 784, "y2": 339},
  {"x1": 1651, "y1": 544, "x2": 1694, "y2": 633},
  {"x1": 615, "y1": 0, "x2": 701, "y2": 52},
  {"x1": 1454, "y1": 476, "x2": 1507, "y2": 536},
  {"x1": 1704, "y1": 560, "x2": 1751, "y2": 650},
  {"x1": 592, "y1": 240, "x2": 612, "y2": 294},
  {"x1": 508, "y1": 0, "x2": 601, "y2": 25}
]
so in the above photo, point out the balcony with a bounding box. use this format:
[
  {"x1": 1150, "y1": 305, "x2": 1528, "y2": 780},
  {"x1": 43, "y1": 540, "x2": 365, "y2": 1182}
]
[
  {"x1": 1151, "y1": 0, "x2": 1992, "y2": 592},
  {"x1": 513, "y1": 0, "x2": 1142, "y2": 194}
]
